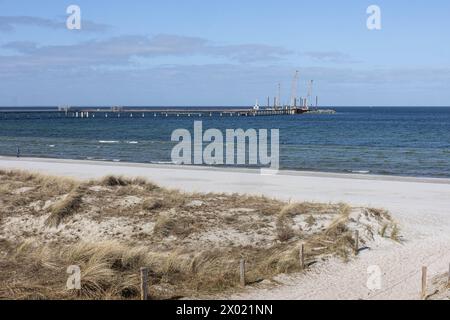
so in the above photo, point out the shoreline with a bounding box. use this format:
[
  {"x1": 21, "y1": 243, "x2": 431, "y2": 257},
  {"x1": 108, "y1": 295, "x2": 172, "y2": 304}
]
[
  {"x1": 1, "y1": 155, "x2": 450, "y2": 185},
  {"x1": 1, "y1": 155, "x2": 450, "y2": 299}
]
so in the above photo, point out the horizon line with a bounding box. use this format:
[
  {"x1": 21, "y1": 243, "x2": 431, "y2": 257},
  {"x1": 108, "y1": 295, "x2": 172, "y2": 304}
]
[{"x1": 2, "y1": 105, "x2": 450, "y2": 109}]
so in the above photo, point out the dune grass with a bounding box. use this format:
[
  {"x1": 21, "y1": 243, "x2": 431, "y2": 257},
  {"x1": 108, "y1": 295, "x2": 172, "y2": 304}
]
[
  {"x1": 0, "y1": 169, "x2": 397, "y2": 300},
  {"x1": 45, "y1": 185, "x2": 85, "y2": 227}
]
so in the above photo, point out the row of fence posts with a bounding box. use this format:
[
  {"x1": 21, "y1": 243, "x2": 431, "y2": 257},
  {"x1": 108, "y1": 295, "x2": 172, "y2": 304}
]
[
  {"x1": 138, "y1": 230, "x2": 449, "y2": 300},
  {"x1": 138, "y1": 242, "x2": 310, "y2": 300},
  {"x1": 354, "y1": 230, "x2": 450, "y2": 300}
]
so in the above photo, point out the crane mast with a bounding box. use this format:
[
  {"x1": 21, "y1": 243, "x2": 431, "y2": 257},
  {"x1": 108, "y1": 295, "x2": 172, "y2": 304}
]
[
  {"x1": 306, "y1": 80, "x2": 314, "y2": 109},
  {"x1": 276, "y1": 83, "x2": 281, "y2": 109},
  {"x1": 290, "y1": 70, "x2": 299, "y2": 108}
]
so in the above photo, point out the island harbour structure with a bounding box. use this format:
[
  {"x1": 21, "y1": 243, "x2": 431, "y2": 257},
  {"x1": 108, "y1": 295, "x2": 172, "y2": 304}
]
[{"x1": 0, "y1": 73, "x2": 335, "y2": 120}]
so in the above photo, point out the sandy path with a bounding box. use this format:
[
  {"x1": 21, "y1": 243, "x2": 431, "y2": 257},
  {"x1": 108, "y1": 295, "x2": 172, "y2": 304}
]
[{"x1": 1, "y1": 156, "x2": 449, "y2": 300}]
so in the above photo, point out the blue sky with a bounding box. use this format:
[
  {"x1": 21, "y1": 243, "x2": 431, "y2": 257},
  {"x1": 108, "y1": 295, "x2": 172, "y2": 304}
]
[{"x1": 0, "y1": 0, "x2": 449, "y2": 106}]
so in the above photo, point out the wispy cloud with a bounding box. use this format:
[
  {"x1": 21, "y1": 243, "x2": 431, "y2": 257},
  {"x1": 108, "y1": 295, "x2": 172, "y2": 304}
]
[
  {"x1": 0, "y1": 34, "x2": 293, "y2": 74},
  {"x1": 0, "y1": 16, "x2": 60, "y2": 31},
  {"x1": 303, "y1": 51, "x2": 360, "y2": 64},
  {"x1": 0, "y1": 15, "x2": 109, "y2": 32}
]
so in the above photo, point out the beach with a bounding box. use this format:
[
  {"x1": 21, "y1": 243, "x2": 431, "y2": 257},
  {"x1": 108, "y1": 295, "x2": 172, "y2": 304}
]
[{"x1": 1, "y1": 156, "x2": 449, "y2": 300}]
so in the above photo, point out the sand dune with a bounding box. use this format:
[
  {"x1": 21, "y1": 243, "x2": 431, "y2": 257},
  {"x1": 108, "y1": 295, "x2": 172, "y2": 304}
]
[{"x1": 1, "y1": 156, "x2": 449, "y2": 300}]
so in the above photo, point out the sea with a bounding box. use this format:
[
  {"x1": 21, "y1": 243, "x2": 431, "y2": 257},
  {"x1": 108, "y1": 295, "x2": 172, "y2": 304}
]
[{"x1": 0, "y1": 107, "x2": 449, "y2": 178}]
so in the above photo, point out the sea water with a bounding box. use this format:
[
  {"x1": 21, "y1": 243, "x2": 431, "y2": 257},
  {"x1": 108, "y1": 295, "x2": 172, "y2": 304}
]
[{"x1": 0, "y1": 107, "x2": 449, "y2": 178}]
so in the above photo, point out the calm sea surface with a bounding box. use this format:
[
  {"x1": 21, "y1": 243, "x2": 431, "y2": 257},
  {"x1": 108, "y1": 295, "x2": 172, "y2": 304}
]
[{"x1": 1, "y1": 107, "x2": 449, "y2": 178}]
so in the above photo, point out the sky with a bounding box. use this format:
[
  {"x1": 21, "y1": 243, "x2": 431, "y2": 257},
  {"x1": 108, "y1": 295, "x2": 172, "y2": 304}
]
[{"x1": 0, "y1": 0, "x2": 449, "y2": 106}]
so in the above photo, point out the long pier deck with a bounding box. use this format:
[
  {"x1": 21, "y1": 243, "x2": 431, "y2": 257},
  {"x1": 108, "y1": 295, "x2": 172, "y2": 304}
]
[{"x1": 0, "y1": 107, "x2": 308, "y2": 119}]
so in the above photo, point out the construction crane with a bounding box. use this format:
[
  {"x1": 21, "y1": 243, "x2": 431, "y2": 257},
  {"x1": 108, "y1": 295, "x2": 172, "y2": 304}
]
[
  {"x1": 306, "y1": 80, "x2": 314, "y2": 109},
  {"x1": 290, "y1": 70, "x2": 299, "y2": 108},
  {"x1": 276, "y1": 83, "x2": 281, "y2": 109}
]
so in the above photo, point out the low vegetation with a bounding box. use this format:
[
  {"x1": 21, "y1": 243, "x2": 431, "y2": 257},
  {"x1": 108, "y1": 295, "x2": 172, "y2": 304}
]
[
  {"x1": 0, "y1": 169, "x2": 398, "y2": 300},
  {"x1": 426, "y1": 271, "x2": 450, "y2": 300}
]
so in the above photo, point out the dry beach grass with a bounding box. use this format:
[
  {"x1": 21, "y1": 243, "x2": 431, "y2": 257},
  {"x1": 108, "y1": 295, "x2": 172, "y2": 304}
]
[
  {"x1": 0, "y1": 169, "x2": 399, "y2": 300},
  {"x1": 426, "y1": 271, "x2": 450, "y2": 300}
]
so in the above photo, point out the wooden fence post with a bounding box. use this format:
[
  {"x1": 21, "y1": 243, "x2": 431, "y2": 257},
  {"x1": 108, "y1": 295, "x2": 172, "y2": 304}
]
[
  {"x1": 140, "y1": 267, "x2": 149, "y2": 300},
  {"x1": 447, "y1": 263, "x2": 450, "y2": 288},
  {"x1": 240, "y1": 259, "x2": 246, "y2": 287},
  {"x1": 299, "y1": 243, "x2": 305, "y2": 270},
  {"x1": 421, "y1": 266, "x2": 427, "y2": 300},
  {"x1": 354, "y1": 230, "x2": 359, "y2": 255}
]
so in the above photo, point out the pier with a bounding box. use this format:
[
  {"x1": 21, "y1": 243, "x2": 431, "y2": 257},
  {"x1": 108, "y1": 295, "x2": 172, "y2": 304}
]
[{"x1": 0, "y1": 106, "x2": 313, "y2": 120}]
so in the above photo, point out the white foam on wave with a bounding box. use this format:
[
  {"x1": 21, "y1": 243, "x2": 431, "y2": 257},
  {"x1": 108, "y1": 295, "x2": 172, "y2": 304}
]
[
  {"x1": 99, "y1": 140, "x2": 119, "y2": 144},
  {"x1": 352, "y1": 170, "x2": 370, "y2": 174},
  {"x1": 126, "y1": 141, "x2": 139, "y2": 144}
]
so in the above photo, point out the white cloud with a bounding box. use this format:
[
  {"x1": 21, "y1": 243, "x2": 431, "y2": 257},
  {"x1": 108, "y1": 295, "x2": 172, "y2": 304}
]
[{"x1": 0, "y1": 15, "x2": 109, "y2": 32}]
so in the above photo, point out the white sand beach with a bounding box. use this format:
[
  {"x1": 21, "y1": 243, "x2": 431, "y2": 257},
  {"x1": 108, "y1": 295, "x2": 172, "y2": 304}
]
[{"x1": 1, "y1": 156, "x2": 450, "y2": 300}]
